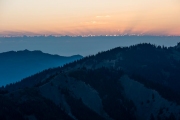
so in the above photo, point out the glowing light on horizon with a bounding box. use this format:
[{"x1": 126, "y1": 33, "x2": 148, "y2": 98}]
[{"x1": 0, "y1": 0, "x2": 180, "y2": 36}]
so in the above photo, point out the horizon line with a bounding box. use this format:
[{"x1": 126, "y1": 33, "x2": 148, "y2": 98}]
[{"x1": 1, "y1": 34, "x2": 180, "y2": 38}]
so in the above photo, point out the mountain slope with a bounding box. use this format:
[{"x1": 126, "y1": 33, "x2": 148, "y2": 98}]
[
  {"x1": 0, "y1": 50, "x2": 82, "y2": 86},
  {"x1": 64, "y1": 43, "x2": 180, "y2": 92},
  {"x1": 120, "y1": 75, "x2": 180, "y2": 120},
  {"x1": 1, "y1": 43, "x2": 180, "y2": 120}
]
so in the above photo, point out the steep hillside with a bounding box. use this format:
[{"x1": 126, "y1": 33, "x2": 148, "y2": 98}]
[
  {"x1": 0, "y1": 50, "x2": 82, "y2": 86},
  {"x1": 64, "y1": 43, "x2": 180, "y2": 92},
  {"x1": 1, "y1": 43, "x2": 180, "y2": 120},
  {"x1": 120, "y1": 75, "x2": 179, "y2": 120}
]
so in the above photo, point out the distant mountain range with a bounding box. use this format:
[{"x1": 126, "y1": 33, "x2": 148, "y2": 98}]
[
  {"x1": 1, "y1": 43, "x2": 180, "y2": 120},
  {"x1": 0, "y1": 50, "x2": 83, "y2": 86}
]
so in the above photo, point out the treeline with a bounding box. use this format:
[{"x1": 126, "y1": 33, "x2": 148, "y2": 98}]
[
  {"x1": 68, "y1": 67, "x2": 136, "y2": 120},
  {"x1": 130, "y1": 74, "x2": 180, "y2": 105},
  {"x1": 0, "y1": 88, "x2": 73, "y2": 120}
]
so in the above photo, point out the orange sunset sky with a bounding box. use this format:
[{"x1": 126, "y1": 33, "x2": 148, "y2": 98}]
[{"x1": 0, "y1": 0, "x2": 180, "y2": 36}]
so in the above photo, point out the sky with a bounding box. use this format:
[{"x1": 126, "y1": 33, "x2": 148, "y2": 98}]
[{"x1": 1, "y1": 0, "x2": 180, "y2": 36}]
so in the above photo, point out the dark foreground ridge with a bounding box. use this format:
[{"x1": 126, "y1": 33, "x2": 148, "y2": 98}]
[{"x1": 1, "y1": 43, "x2": 180, "y2": 120}]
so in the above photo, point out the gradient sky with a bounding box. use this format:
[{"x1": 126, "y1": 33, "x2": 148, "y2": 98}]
[{"x1": 1, "y1": 0, "x2": 180, "y2": 36}]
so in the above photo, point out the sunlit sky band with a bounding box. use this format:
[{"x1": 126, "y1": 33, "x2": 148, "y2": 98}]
[{"x1": 1, "y1": 0, "x2": 180, "y2": 36}]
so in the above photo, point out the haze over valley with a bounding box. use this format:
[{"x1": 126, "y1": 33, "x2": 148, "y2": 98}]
[{"x1": 0, "y1": 36, "x2": 180, "y2": 56}]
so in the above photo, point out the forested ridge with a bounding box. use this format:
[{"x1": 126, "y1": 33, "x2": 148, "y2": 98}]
[{"x1": 1, "y1": 43, "x2": 180, "y2": 120}]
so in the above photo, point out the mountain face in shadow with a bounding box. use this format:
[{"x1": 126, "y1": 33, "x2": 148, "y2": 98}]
[
  {"x1": 1, "y1": 43, "x2": 180, "y2": 120},
  {"x1": 0, "y1": 50, "x2": 83, "y2": 86}
]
